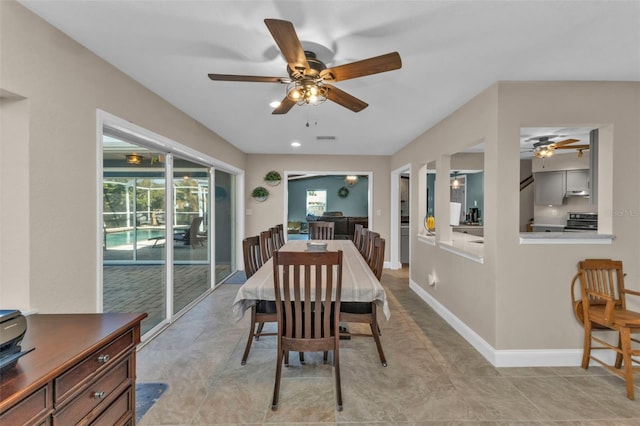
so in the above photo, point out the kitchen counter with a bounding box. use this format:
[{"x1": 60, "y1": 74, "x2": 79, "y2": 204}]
[
  {"x1": 439, "y1": 231, "x2": 484, "y2": 263},
  {"x1": 520, "y1": 232, "x2": 614, "y2": 244}
]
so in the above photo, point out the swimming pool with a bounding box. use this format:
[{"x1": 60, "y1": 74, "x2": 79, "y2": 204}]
[{"x1": 105, "y1": 228, "x2": 165, "y2": 248}]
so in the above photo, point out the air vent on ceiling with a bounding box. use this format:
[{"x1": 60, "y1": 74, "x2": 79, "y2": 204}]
[{"x1": 316, "y1": 136, "x2": 336, "y2": 141}]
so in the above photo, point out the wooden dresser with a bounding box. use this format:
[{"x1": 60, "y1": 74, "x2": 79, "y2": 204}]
[{"x1": 0, "y1": 313, "x2": 147, "y2": 425}]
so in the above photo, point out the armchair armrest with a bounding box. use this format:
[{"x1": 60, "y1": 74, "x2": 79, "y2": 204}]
[
  {"x1": 584, "y1": 288, "x2": 617, "y2": 325},
  {"x1": 622, "y1": 288, "x2": 640, "y2": 297}
]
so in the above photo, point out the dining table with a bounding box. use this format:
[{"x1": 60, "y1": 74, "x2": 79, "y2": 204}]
[{"x1": 232, "y1": 239, "x2": 391, "y2": 322}]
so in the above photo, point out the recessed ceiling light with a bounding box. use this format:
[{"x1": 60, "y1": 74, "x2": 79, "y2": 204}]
[
  {"x1": 269, "y1": 101, "x2": 281, "y2": 108},
  {"x1": 291, "y1": 141, "x2": 301, "y2": 148}
]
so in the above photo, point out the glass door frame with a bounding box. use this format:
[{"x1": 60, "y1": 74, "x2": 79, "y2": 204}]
[{"x1": 97, "y1": 110, "x2": 244, "y2": 341}]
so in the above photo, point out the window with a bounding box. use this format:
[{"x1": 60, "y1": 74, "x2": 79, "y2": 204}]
[{"x1": 306, "y1": 190, "x2": 327, "y2": 217}]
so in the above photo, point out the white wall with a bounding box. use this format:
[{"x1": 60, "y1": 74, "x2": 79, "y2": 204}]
[
  {"x1": 0, "y1": 2, "x2": 245, "y2": 313},
  {"x1": 391, "y1": 81, "x2": 640, "y2": 364}
]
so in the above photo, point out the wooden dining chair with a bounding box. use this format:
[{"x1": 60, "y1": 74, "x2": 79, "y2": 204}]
[
  {"x1": 241, "y1": 236, "x2": 277, "y2": 365},
  {"x1": 270, "y1": 226, "x2": 283, "y2": 250},
  {"x1": 308, "y1": 221, "x2": 335, "y2": 240},
  {"x1": 369, "y1": 237, "x2": 386, "y2": 281},
  {"x1": 271, "y1": 250, "x2": 344, "y2": 411},
  {"x1": 243, "y1": 236, "x2": 263, "y2": 279},
  {"x1": 359, "y1": 229, "x2": 370, "y2": 257},
  {"x1": 364, "y1": 231, "x2": 380, "y2": 266},
  {"x1": 353, "y1": 223, "x2": 363, "y2": 247},
  {"x1": 340, "y1": 236, "x2": 387, "y2": 367},
  {"x1": 260, "y1": 230, "x2": 275, "y2": 263},
  {"x1": 571, "y1": 258, "x2": 640, "y2": 399},
  {"x1": 275, "y1": 223, "x2": 286, "y2": 247}
]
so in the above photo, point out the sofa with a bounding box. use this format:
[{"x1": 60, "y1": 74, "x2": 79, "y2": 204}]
[{"x1": 307, "y1": 212, "x2": 368, "y2": 239}]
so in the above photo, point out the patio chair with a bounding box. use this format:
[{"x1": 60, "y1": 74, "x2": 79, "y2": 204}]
[
  {"x1": 174, "y1": 217, "x2": 205, "y2": 248},
  {"x1": 148, "y1": 216, "x2": 204, "y2": 248}
]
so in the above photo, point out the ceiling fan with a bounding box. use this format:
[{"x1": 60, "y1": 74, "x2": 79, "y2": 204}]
[
  {"x1": 529, "y1": 136, "x2": 589, "y2": 158},
  {"x1": 207, "y1": 19, "x2": 402, "y2": 114}
]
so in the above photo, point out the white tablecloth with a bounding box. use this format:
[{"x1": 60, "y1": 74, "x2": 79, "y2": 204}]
[{"x1": 232, "y1": 240, "x2": 390, "y2": 321}]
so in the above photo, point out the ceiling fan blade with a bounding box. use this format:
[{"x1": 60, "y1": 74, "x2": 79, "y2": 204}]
[
  {"x1": 320, "y1": 52, "x2": 402, "y2": 82},
  {"x1": 550, "y1": 138, "x2": 580, "y2": 148},
  {"x1": 264, "y1": 19, "x2": 309, "y2": 74},
  {"x1": 271, "y1": 97, "x2": 297, "y2": 115},
  {"x1": 554, "y1": 144, "x2": 590, "y2": 150},
  {"x1": 208, "y1": 74, "x2": 287, "y2": 83},
  {"x1": 325, "y1": 84, "x2": 368, "y2": 112}
]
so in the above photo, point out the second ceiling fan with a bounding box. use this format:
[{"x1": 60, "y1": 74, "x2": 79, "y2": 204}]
[
  {"x1": 531, "y1": 136, "x2": 589, "y2": 158},
  {"x1": 208, "y1": 19, "x2": 402, "y2": 114}
]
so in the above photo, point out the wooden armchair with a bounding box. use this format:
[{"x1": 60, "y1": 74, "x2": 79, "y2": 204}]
[
  {"x1": 271, "y1": 250, "x2": 344, "y2": 411},
  {"x1": 571, "y1": 258, "x2": 640, "y2": 399}
]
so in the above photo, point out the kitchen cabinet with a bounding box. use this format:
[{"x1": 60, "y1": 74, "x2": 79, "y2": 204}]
[
  {"x1": 452, "y1": 225, "x2": 484, "y2": 237},
  {"x1": 401, "y1": 226, "x2": 409, "y2": 263},
  {"x1": 566, "y1": 169, "x2": 589, "y2": 194},
  {"x1": 531, "y1": 224, "x2": 565, "y2": 232},
  {"x1": 534, "y1": 171, "x2": 566, "y2": 205}
]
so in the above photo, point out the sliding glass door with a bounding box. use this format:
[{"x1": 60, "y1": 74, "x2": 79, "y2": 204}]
[
  {"x1": 101, "y1": 122, "x2": 238, "y2": 337},
  {"x1": 214, "y1": 169, "x2": 235, "y2": 284},
  {"x1": 173, "y1": 157, "x2": 211, "y2": 314},
  {"x1": 102, "y1": 136, "x2": 167, "y2": 335}
]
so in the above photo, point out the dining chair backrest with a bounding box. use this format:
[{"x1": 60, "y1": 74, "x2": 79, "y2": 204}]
[
  {"x1": 275, "y1": 223, "x2": 286, "y2": 247},
  {"x1": 271, "y1": 249, "x2": 344, "y2": 410},
  {"x1": 370, "y1": 237, "x2": 385, "y2": 280},
  {"x1": 270, "y1": 226, "x2": 283, "y2": 250},
  {"x1": 308, "y1": 221, "x2": 335, "y2": 240},
  {"x1": 353, "y1": 223, "x2": 363, "y2": 246},
  {"x1": 359, "y1": 229, "x2": 370, "y2": 257},
  {"x1": 364, "y1": 231, "x2": 380, "y2": 265},
  {"x1": 260, "y1": 230, "x2": 275, "y2": 263},
  {"x1": 242, "y1": 235, "x2": 263, "y2": 279}
]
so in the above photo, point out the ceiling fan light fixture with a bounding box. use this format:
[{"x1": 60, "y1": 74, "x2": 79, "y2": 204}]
[
  {"x1": 126, "y1": 154, "x2": 143, "y2": 165},
  {"x1": 534, "y1": 146, "x2": 554, "y2": 158},
  {"x1": 344, "y1": 175, "x2": 359, "y2": 186},
  {"x1": 286, "y1": 80, "x2": 327, "y2": 106}
]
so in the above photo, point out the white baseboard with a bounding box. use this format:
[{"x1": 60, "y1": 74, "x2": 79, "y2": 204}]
[
  {"x1": 408, "y1": 279, "x2": 610, "y2": 367},
  {"x1": 384, "y1": 261, "x2": 399, "y2": 270}
]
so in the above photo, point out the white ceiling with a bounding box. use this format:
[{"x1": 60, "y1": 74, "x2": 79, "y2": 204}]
[{"x1": 18, "y1": 1, "x2": 640, "y2": 156}]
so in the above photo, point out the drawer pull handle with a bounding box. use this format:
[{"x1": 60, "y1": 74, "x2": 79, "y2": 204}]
[
  {"x1": 97, "y1": 354, "x2": 110, "y2": 364},
  {"x1": 94, "y1": 391, "x2": 106, "y2": 400}
]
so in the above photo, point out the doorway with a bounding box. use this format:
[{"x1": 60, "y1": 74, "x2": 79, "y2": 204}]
[{"x1": 390, "y1": 164, "x2": 411, "y2": 269}]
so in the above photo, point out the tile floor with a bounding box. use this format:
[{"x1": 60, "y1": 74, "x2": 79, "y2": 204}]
[{"x1": 136, "y1": 267, "x2": 640, "y2": 425}]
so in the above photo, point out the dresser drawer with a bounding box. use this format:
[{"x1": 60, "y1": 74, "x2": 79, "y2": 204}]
[
  {"x1": 0, "y1": 384, "x2": 51, "y2": 426},
  {"x1": 53, "y1": 357, "x2": 132, "y2": 426},
  {"x1": 54, "y1": 328, "x2": 134, "y2": 404},
  {"x1": 90, "y1": 386, "x2": 133, "y2": 426}
]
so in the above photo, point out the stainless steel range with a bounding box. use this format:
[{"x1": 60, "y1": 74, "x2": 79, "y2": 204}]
[{"x1": 565, "y1": 212, "x2": 598, "y2": 231}]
